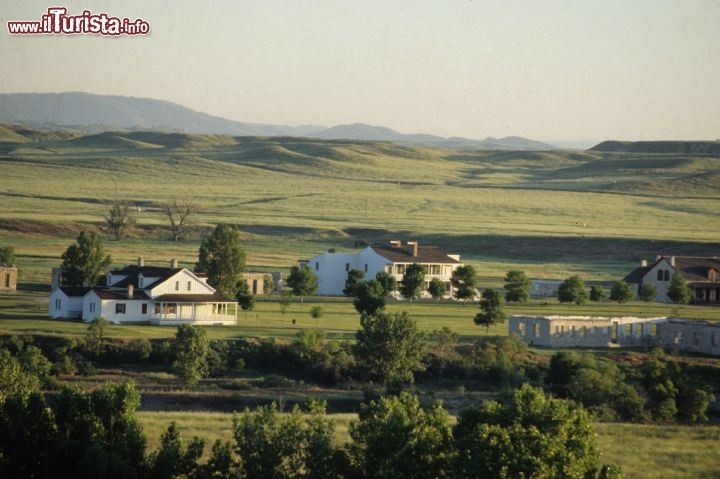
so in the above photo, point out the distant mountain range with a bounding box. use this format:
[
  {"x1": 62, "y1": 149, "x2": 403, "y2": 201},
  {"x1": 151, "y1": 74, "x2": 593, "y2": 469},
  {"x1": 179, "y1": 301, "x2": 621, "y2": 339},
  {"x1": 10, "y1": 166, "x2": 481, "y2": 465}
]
[
  {"x1": 0, "y1": 92, "x2": 556, "y2": 150},
  {"x1": 590, "y1": 140, "x2": 720, "y2": 156}
]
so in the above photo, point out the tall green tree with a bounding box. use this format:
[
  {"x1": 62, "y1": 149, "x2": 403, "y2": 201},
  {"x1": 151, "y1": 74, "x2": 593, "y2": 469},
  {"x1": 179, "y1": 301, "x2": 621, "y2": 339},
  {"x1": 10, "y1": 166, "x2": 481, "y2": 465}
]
[
  {"x1": 146, "y1": 422, "x2": 204, "y2": 479},
  {"x1": 196, "y1": 224, "x2": 246, "y2": 298},
  {"x1": 503, "y1": 270, "x2": 531, "y2": 303},
  {"x1": 173, "y1": 324, "x2": 210, "y2": 386},
  {"x1": 354, "y1": 311, "x2": 426, "y2": 385},
  {"x1": 286, "y1": 264, "x2": 319, "y2": 304},
  {"x1": 453, "y1": 384, "x2": 615, "y2": 479},
  {"x1": 350, "y1": 392, "x2": 455, "y2": 479},
  {"x1": 0, "y1": 245, "x2": 15, "y2": 265},
  {"x1": 353, "y1": 280, "x2": 387, "y2": 316},
  {"x1": 609, "y1": 280, "x2": 634, "y2": 303},
  {"x1": 60, "y1": 230, "x2": 112, "y2": 286},
  {"x1": 428, "y1": 277, "x2": 447, "y2": 302},
  {"x1": 400, "y1": 263, "x2": 425, "y2": 301},
  {"x1": 557, "y1": 275, "x2": 589, "y2": 305},
  {"x1": 667, "y1": 273, "x2": 693, "y2": 304},
  {"x1": 451, "y1": 265, "x2": 478, "y2": 303},
  {"x1": 474, "y1": 289, "x2": 507, "y2": 333},
  {"x1": 343, "y1": 269, "x2": 365, "y2": 296},
  {"x1": 236, "y1": 279, "x2": 256, "y2": 315}
]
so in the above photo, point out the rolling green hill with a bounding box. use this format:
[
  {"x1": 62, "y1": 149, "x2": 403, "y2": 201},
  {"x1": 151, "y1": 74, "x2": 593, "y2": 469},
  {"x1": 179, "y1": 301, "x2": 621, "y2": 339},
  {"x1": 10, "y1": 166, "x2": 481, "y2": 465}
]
[{"x1": 1, "y1": 124, "x2": 719, "y2": 284}]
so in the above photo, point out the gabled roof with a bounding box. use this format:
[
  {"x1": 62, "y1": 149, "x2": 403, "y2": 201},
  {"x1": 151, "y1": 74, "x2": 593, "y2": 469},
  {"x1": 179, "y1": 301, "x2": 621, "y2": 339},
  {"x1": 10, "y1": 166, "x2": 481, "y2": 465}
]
[
  {"x1": 370, "y1": 244, "x2": 461, "y2": 264},
  {"x1": 110, "y1": 265, "x2": 180, "y2": 276},
  {"x1": 56, "y1": 286, "x2": 93, "y2": 297},
  {"x1": 624, "y1": 256, "x2": 720, "y2": 284},
  {"x1": 91, "y1": 288, "x2": 151, "y2": 300}
]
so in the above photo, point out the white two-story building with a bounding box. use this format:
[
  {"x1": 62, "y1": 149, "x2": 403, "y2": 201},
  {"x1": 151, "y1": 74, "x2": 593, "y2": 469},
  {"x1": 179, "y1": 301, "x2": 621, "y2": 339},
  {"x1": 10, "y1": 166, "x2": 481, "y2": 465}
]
[{"x1": 304, "y1": 240, "x2": 463, "y2": 296}]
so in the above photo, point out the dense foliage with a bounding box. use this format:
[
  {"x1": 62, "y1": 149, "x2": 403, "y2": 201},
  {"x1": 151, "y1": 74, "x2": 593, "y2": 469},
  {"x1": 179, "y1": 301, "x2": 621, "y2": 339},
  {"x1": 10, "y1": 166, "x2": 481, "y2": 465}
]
[
  {"x1": 195, "y1": 224, "x2": 246, "y2": 298},
  {"x1": 60, "y1": 230, "x2": 112, "y2": 286}
]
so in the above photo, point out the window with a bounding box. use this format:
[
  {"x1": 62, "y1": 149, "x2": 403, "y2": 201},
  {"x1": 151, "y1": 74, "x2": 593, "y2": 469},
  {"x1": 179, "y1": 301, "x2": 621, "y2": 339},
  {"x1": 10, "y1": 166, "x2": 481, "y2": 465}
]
[
  {"x1": 657, "y1": 269, "x2": 670, "y2": 281},
  {"x1": 187, "y1": 281, "x2": 191, "y2": 291},
  {"x1": 55, "y1": 298, "x2": 62, "y2": 310},
  {"x1": 396, "y1": 264, "x2": 406, "y2": 275},
  {"x1": 345, "y1": 263, "x2": 350, "y2": 272},
  {"x1": 115, "y1": 303, "x2": 126, "y2": 314},
  {"x1": 89, "y1": 302, "x2": 95, "y2": 313},
  {"x1": 4, "y1": 272, "x2": 10, "y2": 288},
  {"x1": 428, "y1": 265, "x2": 441, "y2": 275},
  {"x1": 650, "y1": 324, "x2": 658, "y2": 335},
  {"x1": 175, "y1": 281, "x2": 180, "y2": 291},
  {"x1": 517, "y1": 322, "x2": 525, "y2": 336},
  {"x1": 364, "y1": 264, "x2": 368, "y2": 272},
  {"x1": 533, "y1": 323, "x2": 540, "y2": 337},
  {"x1": 315, "y1": 262, "x2": 319, "y2": 271},
  {"x1": 141, "y1": 303, "x2": 148, "y2": 314}
]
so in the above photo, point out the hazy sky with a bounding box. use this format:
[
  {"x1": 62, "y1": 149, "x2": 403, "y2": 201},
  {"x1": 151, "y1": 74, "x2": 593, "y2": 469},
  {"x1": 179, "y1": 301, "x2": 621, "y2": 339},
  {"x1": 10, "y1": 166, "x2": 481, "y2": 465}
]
[{"x1": 2, "y1": 0, "x2": 719, "y2": 142}]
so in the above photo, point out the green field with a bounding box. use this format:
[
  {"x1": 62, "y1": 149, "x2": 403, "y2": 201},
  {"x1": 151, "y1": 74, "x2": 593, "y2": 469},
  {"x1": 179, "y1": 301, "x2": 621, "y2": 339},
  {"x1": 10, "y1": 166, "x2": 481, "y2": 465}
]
[{"x1": 1, "y1": 125, "x2": 719, "y2": 286}]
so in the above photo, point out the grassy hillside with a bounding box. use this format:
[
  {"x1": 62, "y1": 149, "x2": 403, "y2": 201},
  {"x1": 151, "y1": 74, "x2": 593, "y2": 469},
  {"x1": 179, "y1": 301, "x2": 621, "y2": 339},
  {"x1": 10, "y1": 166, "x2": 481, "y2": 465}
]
[{"x1": 1, "y1": 125, "x2": 719, "y2": 285}]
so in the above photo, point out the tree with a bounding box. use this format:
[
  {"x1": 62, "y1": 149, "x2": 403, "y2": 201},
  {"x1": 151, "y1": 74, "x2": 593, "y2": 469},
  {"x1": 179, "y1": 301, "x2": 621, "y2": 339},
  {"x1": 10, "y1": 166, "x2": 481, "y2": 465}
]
[
  {"x1": 60, "y1": 230, "x2": 112, "y2": 286},
  {"x1": 354, "y1": 311, "x2": 426, "y2": 385},
  {"x1": 343, "y1": 269, "x2": 365, "y2": 296},
  {"x1": 103, "y1": 198, "x2": 134, "y2": 240},
  {"x1": 474, "y1": 289, "x2": 507, "y2": 333},
  {"x1": 309, "y1": 305, "x2": 323, "y2": 319},
  {"x1": 589, "y1": 285, "x2": 606, "y2": 302},
  {"x1": 147, "y1": 422, "x2": 204, "y2": 479},
  {"x1": 236, "y1": 280, "x2": 255, "y2": 315},
  {"x1": 350, "y1": 392, "x2": 455, "y2": 479},
  {"x1": 263, "y1": 274, "x2": 275, "y2": 296},
  {"x1": 400, "y1": 263, "x2": 425, "y2": 301},
  {"x1": 87, "y1": 316, "x2": 110, "y2": 355},
  {"x1": 503, "y1": 270, "x2": 531, "y2": 303},
  {"x1": 353, "y1": 280, "x2": 387, "y2": 316},
  {"x1": 160, "y1": 199, "x2": 198, "y2": 241},
  {"x1": 428, "y1": 327, "x2": 459, "y2": 384},
  {"x1": 232, "y1": 400, "x2": 337, "y2": 479},
  {"x1": 609, "y1": 280, "x2": 634, "y2": 303},
  {"x1": 0, "y1": 245, "x2": 15, "y2": 265},
  {"x1": 639, "y1": 283, "x2": 657, "y2": 302},
  {"x1": 173, "y1": 324, "x2": 210, "y2": 386},
  {"x1": 428, "y1": 277, "x2": 446, "y2": 302},
  {"x1": 667, "y1": 273, "x2": 693, "y2": 304},
  {"x1": 453, "y1": 384, "x2": 614, "y2": 479},
  {"x1": 557, "y1": 275, "x2": 588, "y2": 305},
  {"x1": 196, "y1": 224, "x2": 246, "y2": 298},
  {"x1": 375, "y1": 271, "x2": 398, "y2": 297},
  {"x1": 451, "y1": 265, "x2": 478, "y2": 303},
  {"x1": 286, "y1": 264, "x2": 319, "y2": 304},
  {"x1": 0, "y1": 348, "x2": 42, "y2": 403}
]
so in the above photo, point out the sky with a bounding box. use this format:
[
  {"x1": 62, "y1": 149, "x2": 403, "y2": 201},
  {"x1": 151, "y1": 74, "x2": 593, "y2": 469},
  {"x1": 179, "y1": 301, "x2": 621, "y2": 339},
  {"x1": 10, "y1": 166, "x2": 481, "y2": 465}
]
[{"x1": 2, "y1": 0, "x2": 719, "y2": 143}]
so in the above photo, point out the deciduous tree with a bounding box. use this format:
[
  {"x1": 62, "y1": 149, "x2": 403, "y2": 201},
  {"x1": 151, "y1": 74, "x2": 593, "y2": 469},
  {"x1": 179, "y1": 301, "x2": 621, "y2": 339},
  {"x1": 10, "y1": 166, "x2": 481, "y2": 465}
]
[
  {"x1": 172, "y1": 324, "x2": 210, "y2": 386},
  {"x1": 451, "y1": 265, "x2": 478, "y2": 303},
  {"x1": 503, "y1": 270, "x2": 531, "y2": 303},
  {"x1": 558, "y1": 275, "x2": 589, "y2": 305},
  {"x1": 354, "y1": 311, "x2": 426, "y2": 385},
  {"x1": 286, "y1": 264, "x2": 319, "y2": 304},
  {"x1": 343, "y1": 268, "x2": 365, "y2": 296},
  {"x1": 60, "y1": 230, "x2": 112, "y2": 286},
  {"x1": 0, "y1": 245, "x2": 15, "y2": 265},
  {"x1": 667, "y1": 273, "x2": 693, "y2": 304},
  {"x1": 353, "y1": 280, "x2": 386, "y2": 316},
  {"x1": 639, "y1": 283, "x2": 657, "y2": 302},
  {"x1": 474, "y1": 289, "x2": 507, "y2": 333},
  {"x1": 428, "y1": 277, "x2": 446, "y2": 302},
  {"x1": 160, "y1": 200, "x2": 198, "y2": 241},
  {"x1": 375, "y1": 271, "x2": 398, "y2": 297},
  {"x1": 609, "y1": 280, "x2": 634, "y2": 303},
  {"x1": 400, "y1": 263, "x2": 425, "y2": 301},
  {"x1": 104, "y1": 199, "x2": 134, "y2": 240},
  {"x1": 196, "y1": 224, "x2": 246, "y2": 298}
]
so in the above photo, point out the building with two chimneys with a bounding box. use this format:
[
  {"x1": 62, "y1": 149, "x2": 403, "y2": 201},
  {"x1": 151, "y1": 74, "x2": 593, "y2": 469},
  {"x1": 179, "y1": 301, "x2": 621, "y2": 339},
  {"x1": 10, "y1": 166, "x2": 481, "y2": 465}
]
[{"x1": 304, "y1": 239, "x2": 463, "y2": 297}]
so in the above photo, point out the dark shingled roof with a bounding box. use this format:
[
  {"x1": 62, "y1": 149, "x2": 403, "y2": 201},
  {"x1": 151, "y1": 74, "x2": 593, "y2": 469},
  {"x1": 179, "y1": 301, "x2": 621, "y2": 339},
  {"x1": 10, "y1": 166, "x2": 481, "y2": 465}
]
[
  {"x1": 110, "y1": 265, "x2": 179, "y2": 276},
  {"x1": 57, "y1": 286, "x2": 93, "y2": 297},
  {"x1": 92, "y1": 289, "x2": 151, "y2": 300},
  {"x1": 624, "y1": 256, "x2": 720, "y2": 284},
  {"x1": 370, "y1": 244, "x2": 461, "y2": 264}
]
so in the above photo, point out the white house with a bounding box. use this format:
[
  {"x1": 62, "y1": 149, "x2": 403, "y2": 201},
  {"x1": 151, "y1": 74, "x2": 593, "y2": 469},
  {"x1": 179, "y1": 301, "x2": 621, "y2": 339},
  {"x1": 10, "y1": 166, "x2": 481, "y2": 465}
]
[
  {"x1": 304, "y1": 240, "x2": 463, "y2": 296},
  {"x1": 624, "y1": 256, "x2": 720, "y2": 304},
  {"x1": 49, "y1": 258, "x2": 237, "y2": 325}
]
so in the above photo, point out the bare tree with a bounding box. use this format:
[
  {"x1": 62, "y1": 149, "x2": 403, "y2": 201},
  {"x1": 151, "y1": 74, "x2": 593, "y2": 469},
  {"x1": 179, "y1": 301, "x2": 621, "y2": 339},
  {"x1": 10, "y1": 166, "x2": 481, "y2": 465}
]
[
  {"x1": 160, "y1": 200, "x2": 198, "y2": 241},
  {"x1": 104, "y1": 198, "x2": 134, "y2": 240}
]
